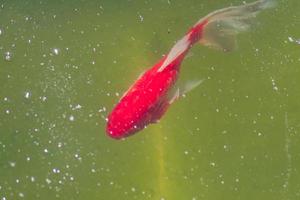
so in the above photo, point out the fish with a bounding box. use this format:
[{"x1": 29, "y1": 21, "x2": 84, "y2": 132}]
[{"x1": 106, "y1": 0, "x2": 274, "y2": 139}]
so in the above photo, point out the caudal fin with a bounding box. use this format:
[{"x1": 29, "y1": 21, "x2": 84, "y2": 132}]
[
  {"x1": 158, "y1": 0, "x2": 274, "y2": 72},
  {"x1": 194, "y1": 0, "x2": 275, "y2": 52}
]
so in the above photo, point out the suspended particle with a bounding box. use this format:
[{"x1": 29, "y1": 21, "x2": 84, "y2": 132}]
[
  {"x1": 53, "y1": 48, "x2": 59, "y2": 55},
  {"x1": 4, "y1": 52, "x2": 12, "y2": 61}
]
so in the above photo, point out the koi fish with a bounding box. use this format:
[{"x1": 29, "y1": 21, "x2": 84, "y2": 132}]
[{"x1": 106, "y1": 0, "x2": 274, "y2": 139}]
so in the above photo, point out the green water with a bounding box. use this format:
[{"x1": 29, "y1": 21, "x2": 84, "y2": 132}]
[{"x1": 0, "y1": 0, "x2": 300, "y2": 199}]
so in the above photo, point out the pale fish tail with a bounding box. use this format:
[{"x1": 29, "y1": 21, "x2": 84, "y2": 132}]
[
  {"x1": 193, "y1": 0, "x2": 275, "y2": 51},
  {"x1": 158, "y1": 0, "x2": 275, "y2": 72}
]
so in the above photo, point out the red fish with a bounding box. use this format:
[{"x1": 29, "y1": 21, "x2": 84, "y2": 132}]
[{"x1": 106, "y1": 0, "x2": 273, "y2": 139}]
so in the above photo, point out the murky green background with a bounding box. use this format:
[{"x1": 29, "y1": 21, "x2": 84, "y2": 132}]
[{"x1": 0, "y1": 0, "x2": 300, "y2": 199}]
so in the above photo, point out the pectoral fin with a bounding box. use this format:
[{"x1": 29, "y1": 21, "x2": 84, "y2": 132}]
[
  {"x1": 167, "y1": 79, "x2": 205, "y2": 104},
  {"x1": 169, "y1": 88, "x2": 180, "y2": 104},
  {"x1": 180, "y1": 79, "x2": 204, "y2": 96}
]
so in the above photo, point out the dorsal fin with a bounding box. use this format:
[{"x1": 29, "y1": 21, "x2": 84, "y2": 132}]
[{"x1": 157, "y1": 33, "x2": 191, "y2": 72}]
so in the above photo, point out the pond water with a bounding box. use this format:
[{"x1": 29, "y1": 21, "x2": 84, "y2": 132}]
[{"x1": 0, "y1": 0, "x2": 300, "y2": 199}]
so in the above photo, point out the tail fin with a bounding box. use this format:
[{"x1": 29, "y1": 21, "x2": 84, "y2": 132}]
[
  {"x1": 193, "y1": 0, "x2": 275, "y2": 52},
  {"x1": 158, "y1": 0, "x2": 274, "y2": 72}
]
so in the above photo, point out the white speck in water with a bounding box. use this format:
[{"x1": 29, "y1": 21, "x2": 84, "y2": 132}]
[
  {"x1": 4, "y1": 51, "x2": 12, "y2": 61},
  {"x1": 18, "y1": 193, "x2": 24, "y2": 198},
  {"x1": 98, "y1": 106, "x2": 106, "y2": 113},
  {"x1": 3, "y1": 97, "x2": 8, "y2": 101},
  {"x1": 138, "y1": 14, "x2": 144, "y2": 22},
  {"x1": 2, "y1": 197, "x2": 6, "y2": 200},
  {"x1": 271, "y1": 78, "x2": 279, "y2": 91},
  {"x1": 24, "y1": 91, "x2": 31, "y2": 99},
  {"x1": 45, "y1": 178, "x2": 51, "y2": 184},
  {"x1": 0, "y1": 29, "x2": 2, "y2": 35},
  {"x1": 184, "y1": 150, "x2": 189, "y2": 155},
  {"x1": 69, "y1": 115, "x2": 75, "y2": 121},
  {"x1": 131, "y1": 187, "x2": 136, "y2": 192},
  {"x1": 53, "y1": 48, "x2": 59, "y2": 55},
  {"x1": 44, "y1": 148, "x2": 49, "y2": 153},
  {"x1": 40, "y1": 96, "x2": 47, "y2": 101},
  {"x1": 288, "y1": 37, "x2": 294, "y2": 42},
  {"x1": 52, "y1": 168, "x2": 60, "y2": 174},
  {"x1": 9, "y1": 161, "x2": 16, "y2": 167},
  {"x1": 73, "y1": 104, "x2": 82, "y2": 110},
  {"x1": 30, "y1": 176, "x2": 35, "y2": 182},
  {"x1": 258, "y1": 132, "x2": 262, "y2": 136},
  {"x1": 5, "y1": 110, "x2": 10, "y2": 114},
  {"x1": 26, "y1": 157, "x2": 30, "y2": 161},
  {"x1": 210, "y1": 162, "x2": 216, "y2": 167},
  {"x1": 287, "y1": 36, "x2": 300, "y2": 44}
]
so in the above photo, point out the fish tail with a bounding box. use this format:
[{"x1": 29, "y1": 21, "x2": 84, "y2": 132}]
[
  {"x1": 157, "y1": 0, "x2": 275, "y2": 72},
  {"x1": 189, "y1": 0, "x2": 275, "y2": 51}
]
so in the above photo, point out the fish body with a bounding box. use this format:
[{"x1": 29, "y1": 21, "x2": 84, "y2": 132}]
[{"x1": 106, "y1": 0, "x2": 274, "y2": 139}]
